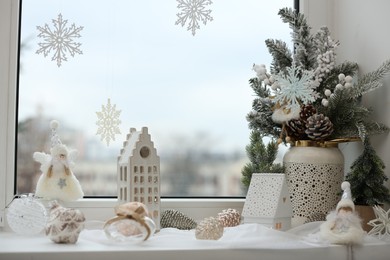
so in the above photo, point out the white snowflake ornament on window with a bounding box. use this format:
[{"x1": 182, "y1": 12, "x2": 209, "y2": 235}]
[
  {"x1": 175, "y1": 0, "x2": 213, "y2": 36},
  {"x1": 36, "y1": 13, "x2": 83, "y2": 67},
  {"x1": 273, "y1": 65, "x2": 317, "y2": 113},
  {"x1": 367, "y1": 205, "x2": 390, "y2": 240},
  {"x1": 96, "y1": 98, "x2": 122, "y2": 146}
]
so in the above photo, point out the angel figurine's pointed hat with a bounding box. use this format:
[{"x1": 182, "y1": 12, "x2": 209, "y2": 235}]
[{"x1": 50, "y1": 120, "x2": 62, "y2": 148}]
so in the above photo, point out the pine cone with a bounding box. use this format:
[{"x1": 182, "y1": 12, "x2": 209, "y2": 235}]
[
  {"x1": 286, "y1": 105, "x2": 317, "y2": 140},
  {"x1": 160, "y1": 209, "x2": 197, "y2": 230},
  {"x1": 218, "y1": 208, "x2": 241, "y2": 227},
  {"x1": 305, "y1": 114, "x2": 334, "y2": 140},
  {"x1": 286, "y1": 119, "x2": 307, "y2": 140},
  {"x1": 195, "y1": 217, "x2": 224, "y2": 240},
  {"x1": 300, "y1": 104, "x2": 317, "y2": 121}
]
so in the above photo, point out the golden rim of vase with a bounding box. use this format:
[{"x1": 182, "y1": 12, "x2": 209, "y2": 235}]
[{"x1": 294, "y1": 140, "x2": 338, "y2": 148}]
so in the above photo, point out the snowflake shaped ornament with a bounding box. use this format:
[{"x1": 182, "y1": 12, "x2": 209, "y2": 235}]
[
  {"x1": 175, "y1": 0, "x2": 213, "y2": 36},
  {"x1": 36, "y1": 13, "x2": 83, "y2": 67},
  {"x1": 273, "y1": 66, "x2": 317, "y2": 113},
  {"x1": 96, "y1": 98, "x2": 122, "y2": 146},
  {"x1": 367, "y1": 205, "x2": 390, "y2": 240}
]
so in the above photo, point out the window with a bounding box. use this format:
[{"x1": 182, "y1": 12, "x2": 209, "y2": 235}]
[{"x1": 15, "y1": 0, "x2": 293, "y2": 198}]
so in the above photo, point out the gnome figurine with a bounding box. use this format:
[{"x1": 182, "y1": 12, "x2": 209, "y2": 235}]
[
  {"x1": 34, "y1": 120, "x2": 84, "y2": 201},
  {"x1": 320, "y1": 181, "x2": 365, "y2": 245}
]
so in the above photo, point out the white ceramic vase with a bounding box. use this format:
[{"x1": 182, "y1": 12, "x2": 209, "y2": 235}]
[{"x1": 283, "y1": 141, "x2": 344, "y2": 227}]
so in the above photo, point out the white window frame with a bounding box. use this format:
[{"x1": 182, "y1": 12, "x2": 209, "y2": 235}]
[
  {"x1": 1, "y1": 0, "x2": 318, "y2": 229},
  {"x1": 0, "y1": 0, "x2": 248, "y2": 229},
  {"x1": 0, "y1": 0, "x2": 19, "y2": 228}
]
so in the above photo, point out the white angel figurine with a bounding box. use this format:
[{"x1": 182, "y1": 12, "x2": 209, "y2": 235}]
[
  {"x1": 33, "y1": 120, "x2": 84, "y2": 201},
  {"x1": 320, "y1": 182, "x2": 365, "y2": 245}
]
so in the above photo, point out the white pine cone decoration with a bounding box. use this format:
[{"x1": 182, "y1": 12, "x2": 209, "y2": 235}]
[
  {"x1": 160, "y1": 209, "x2": 197, "y2": 230},
  {"x1": 305, "y1": 113, "x2": 334, "y2": 140},
  {"x1": 45, "y1": 201, "x2": 85, "y2": 244},
  {"x1": 218, "y1": 208, "x2": 241, "y2": 227},
  {"x1": 195, "y1": 217, "x2": 224, "y2": 240}
]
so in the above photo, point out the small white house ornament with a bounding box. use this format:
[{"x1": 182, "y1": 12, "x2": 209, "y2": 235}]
[
  {"x1": 242, "y1": 173, "x2": 292, "y2": 231},
  {"x1": 117, "y1": 127, "x2": 161, "y2": 230}
]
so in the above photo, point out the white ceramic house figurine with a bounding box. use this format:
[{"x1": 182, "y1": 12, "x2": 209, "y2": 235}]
[
  {"x1": 117, "y1": 127, "x2": 161, "y2": 230},
  {"x1": 242, "y1": 173, "x2": 292, "y2": 231}
]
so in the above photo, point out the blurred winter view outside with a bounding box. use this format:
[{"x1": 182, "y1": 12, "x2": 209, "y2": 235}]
[{"x1": 17, "y1": 0, "x2": 292, "y2": 197}]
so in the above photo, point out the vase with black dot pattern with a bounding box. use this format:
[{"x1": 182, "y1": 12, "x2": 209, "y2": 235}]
[{"x1": 283, "y1": 140, "x2": 344, "y2": 227}]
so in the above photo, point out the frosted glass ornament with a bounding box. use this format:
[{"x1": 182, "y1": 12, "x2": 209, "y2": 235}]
[
  {"x1": 6, "y1": 194, "x2": 48, "y2": 235},
  {"x1": 104, "y1": 216, "x2": 156, "y2": 242}
]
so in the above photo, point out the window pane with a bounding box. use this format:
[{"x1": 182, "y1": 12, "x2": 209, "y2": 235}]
[{"x1": 17, "y1": 0, "x2": 293, "y2": 197}]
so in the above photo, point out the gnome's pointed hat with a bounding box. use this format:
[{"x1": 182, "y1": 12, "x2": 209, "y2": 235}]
[{"x1": 336, "y1": 181, "x2": 355, "y2": 211}]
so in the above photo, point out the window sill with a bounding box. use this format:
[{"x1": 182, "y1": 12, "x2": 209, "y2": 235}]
[{"x1": 1, "y1": 223, "x2": 389, "y2": 260}]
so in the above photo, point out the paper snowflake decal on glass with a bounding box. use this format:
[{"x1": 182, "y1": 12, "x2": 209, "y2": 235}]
[
  {"x1": 175, "y1": 0, "x2": 213, "y2": 36},
  {"x1": 273, "y1": 66, "x2": 317, "y2": 112},
  {"x1": 36, "y1": 13, "x2": 83, "y2": 67},
  {"x1": 367, "y1": 205, "x2": 390, "y2": 240},
  {"x1": 96, "y1": 98, "x2": 121, "y2": 146}
]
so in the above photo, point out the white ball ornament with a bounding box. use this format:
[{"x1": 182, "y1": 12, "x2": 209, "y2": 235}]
[
  {"x1": 345, "y1": 82, "x2": 352, "y2": 88},
  {"x1": 322, "y1": 98, "x2": 329, "y2": 107},
  {"x1": 336, "y1": 84, "x2": 343, "y2": 90},
  {"x1": 324, "y1": 89, "x2": 332, "y2": 97},
  {"x1": 338, "y1": 73, "x2": 346, "y2": 81},
  {"x1": 6, "y1": 194, "x2": 48, "y2": 235},
  {"x1": 253, "y1": 64, "x2": 261, "y2": 71},
  {"x1": 258, "y1": 67, "x2": 266, "y2": 75},
  {"x1": 271, "y1": 83, "x2": 279, "y2": 90},
  {"x1": 345, "y1": 75, "x2": 353, "y2": 83}
]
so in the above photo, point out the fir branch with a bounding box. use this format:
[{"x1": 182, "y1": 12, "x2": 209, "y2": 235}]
[
  {"x1": 357, "y1": 59, "x2": 390, "y2": 95},
  {"x1": 249, "y1": 77, "x2": 270, "y2": 98},
  {"x1": 247, "y1": 77, "x2": 281, "y2": 138},
  {"x1": 325, "y1": 89, "x2": 373, "y2": 139},
  {"x1": 314, "y1": 62, "x2": 359, "y2": 107},
  {"x1": 278, "y1": 7, "x2": 309, "y2": 38},
  {"x1": 332, "y1": 61, "x2": 359, "y2": 78},
  {"x1": 265, "y1": 39, "x2": 293, "y2": 74},
  {"x1": 361, "y1": 121, "x2": 389, "y2": 137},
  {"x1": 241, "y1": 131, "x2": 284, "y2": 188},
  {"x1": 312, "y1": 27, "x2": 338, "y2": 53}
]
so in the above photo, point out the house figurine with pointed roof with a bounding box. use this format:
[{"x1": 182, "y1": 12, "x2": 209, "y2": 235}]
[
  {"x1": 117, "y1": 127, "x2": 161, "y2": 230},
  {"x1": 242, "y1": 173, "x2": 292, "y2": 231}
]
